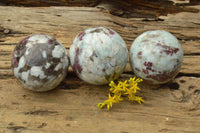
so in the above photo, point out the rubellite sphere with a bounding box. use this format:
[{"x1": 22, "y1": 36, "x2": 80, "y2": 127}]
[
  {"x1": 70, "y1": 27, "x2": 128, "y2": 85},
  {"x1": 129, "y1": 30, "x2": 183, "y2": 84},
  {"x1": 11, "y1": 34, "x2": 69, "y2": 92}
]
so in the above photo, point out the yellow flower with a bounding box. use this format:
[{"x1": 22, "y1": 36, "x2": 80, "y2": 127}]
[
  {"x1": 128, "y1": 95, "x2": 144, "y2": 104},
  {"x1": 110, "y1": 81, "x2": 123, "y2": 93},
  {"x1": 130, "y1": 85, "x2": 141, "y2": 93},
  {"x1": 124, "y1": 87, "x2": 135, "y2": 96},
  {"x1": 119, "y1": 80, "x2": 129, "y2": 92},
  {"x1": 98, "y1": 77, "x2": 144, "y2": 110},
  {"x1": 109, "y1": 81, "x2": 115, "y2": 88},
  {"x1": 113, "y1": 93, "x2": 123, "y2": 103},
  {"x1": 136, "y1": 78, "x2": 143, "y2": 83},
  {"x1": 104, "y1": 94, "x2": 117, "y2": 110}
]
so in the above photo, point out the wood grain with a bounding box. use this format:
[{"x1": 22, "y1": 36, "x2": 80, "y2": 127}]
[
  {"x1": 97, "y1": 0, "x2": 199, "y2": 18},
  {"x1": 0, "y1": 2, "x2": 200, "y2": 133},
  {"x1": 0, "y1": 75, "x2": 200, "y2": 133},
  {"x1": 0, "y1": 0, "x2": 101, "y2": 7}
]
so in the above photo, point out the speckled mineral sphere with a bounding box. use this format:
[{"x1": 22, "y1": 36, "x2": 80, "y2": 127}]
[
  {"x1": 11, "y1": 34, "x2": 69, "y2": 92},
  {"x1": 70, "y1": 27, "x2": 128, "y2": 85},
  {"x1": 129, "y1": 30, "x2": 183, "y2": 84}
]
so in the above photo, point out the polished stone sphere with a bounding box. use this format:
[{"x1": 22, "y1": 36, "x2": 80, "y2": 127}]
[
  {"x1": 11, "y1": 34, "x2": 69, "y2": 92},
  {"x1": 70, "y1": 27, "x2": 128, "y2": 85},
  {"x1": 129, "y1": 30, "x2": 183, "y2": 84}
]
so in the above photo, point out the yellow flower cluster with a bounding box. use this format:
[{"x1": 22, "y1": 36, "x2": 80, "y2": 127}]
[{"x1": 97, "y1": 77, "x2": 144, "y2": 110}]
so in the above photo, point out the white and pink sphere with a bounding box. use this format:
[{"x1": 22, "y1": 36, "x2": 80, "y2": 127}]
[
  {"x1": 129, "y1": 30, "x2": 183, "y2": 84},
  {"x1": 11, "y1": 34, "x2": 69, "y2": 92},
  {"x1": 70, "y1": 27, "x2": 128, "y2": 85}
]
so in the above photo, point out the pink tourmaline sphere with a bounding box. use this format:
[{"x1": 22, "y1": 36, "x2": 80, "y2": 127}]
[
  {"x1": 129, "y1": 30, "x2": 183, "y2": 84},
  {"x1": 11, "y1": 34, "x2": 69, "y2": 92},
  {"x1": 70, "y1": 27, "x2": 128, "y2": 85}
]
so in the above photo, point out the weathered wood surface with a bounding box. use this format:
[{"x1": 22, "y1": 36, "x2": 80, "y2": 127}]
[
  {"x1": 0, "y1": 0, "x2": 101, "y2": 7},
  {"x1": 0, "y1": 1, "x2": 200, "y2": 132}
]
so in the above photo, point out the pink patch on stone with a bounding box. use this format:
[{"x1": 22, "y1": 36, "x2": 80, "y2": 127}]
[
  {"x1": 12, "y1": 55, "x2": 18, "y2": 67},
  {"x1": 138, "y1": 51, "x2": 142, "y2": 56},
  {"x1": 73, "y1": 48, "x2": 83, "y2": 74},
  {"x1": 109, "y1": 29, "x2": 115, "y2": 35},
  {"x1": 48, "y1": 38, "x2": 56, "y2": 44},
  {"x1": 142, "y1": 69, "x2": 149, "y2": 74},
  {"x1": 146, "y1": 70, "x2": 177, "y2": 82},
  {"x1": 156, "y1": 43, "x2": 179, "y2": 56},
  {"x1": 135, "y1": 68, "x2": 141, "y2": 72},
  {"x1": 143, "y1": 61, "x2": 154, "y2": 73},
  {"x1": 78, "y1": 32, "x2": 85, "y2": 41},
  {"x1": 20, "y1": 36, "x2": 30, "y2": 45}
]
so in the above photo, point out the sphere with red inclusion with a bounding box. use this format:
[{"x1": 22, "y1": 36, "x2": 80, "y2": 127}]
[
  {"x1": 129, "y1": 30, "x2": 183, "y2": 84},
  {"x1": 70, "y1": 27, "x2": 128, "y2": 85},
  {"x1": 11, "y1": 34, "x2": 69, "y2": 92}
]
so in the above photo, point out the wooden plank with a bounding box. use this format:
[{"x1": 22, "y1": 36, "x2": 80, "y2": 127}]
[
  {"x1": 1, "y1": 0, "x2": 199, "y2": 18},
  {"x1": 0, "y1": 75, "x2": 200, "y2": 133},
  {"x1": 0, "y1": 0, "x2": 101, "y2": 7},
  {"x1": 97, "y1": 0, "x2": 199, "y2": 18}
]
